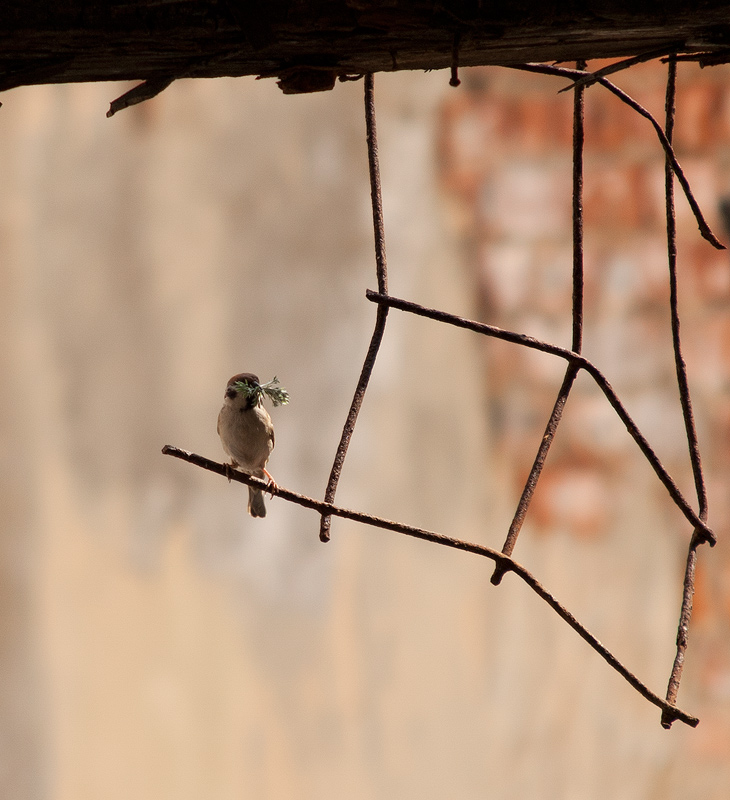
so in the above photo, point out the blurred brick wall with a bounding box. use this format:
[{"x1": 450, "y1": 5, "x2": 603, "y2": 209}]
[{"x1": 438, "y1": 60, "x2": 730, "y2": 752}]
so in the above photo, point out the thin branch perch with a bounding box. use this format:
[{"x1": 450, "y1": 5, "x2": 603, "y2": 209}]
[{"x1": 161, "y1": 444, "x2": 699, "y2": 728}]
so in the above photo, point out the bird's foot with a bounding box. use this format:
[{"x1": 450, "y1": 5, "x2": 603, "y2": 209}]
[{"x1": 263, "y1": 468, "x2": 278, "y2": 498}]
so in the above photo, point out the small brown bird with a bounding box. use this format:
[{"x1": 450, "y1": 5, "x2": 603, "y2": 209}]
[{"x1": 217, "y1": 373, "x2": 276, "y2": 517}]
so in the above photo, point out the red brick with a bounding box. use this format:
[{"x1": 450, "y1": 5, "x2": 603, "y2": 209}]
[
  {"x1": 583, "y1": 92, "x2": 649, "y2": 153},
  {"x1": 684, "y1": 246, "x2": 730, "y2": 303},
  {"x1": 675, "y1": 80, "x2": 730, "y2": 153},
  {"x1": 584, "y1": 161, "x2": 661, "y2": 230}
]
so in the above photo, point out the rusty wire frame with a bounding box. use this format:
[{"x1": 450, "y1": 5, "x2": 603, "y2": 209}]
[{"x1": 165, "y1": 62, "x2": 721, "y2": 729}]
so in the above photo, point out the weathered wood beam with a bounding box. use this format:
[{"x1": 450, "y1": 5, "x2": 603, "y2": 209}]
[{"x1": 2, "y1": 2, "x2": 730, "y2": 95}]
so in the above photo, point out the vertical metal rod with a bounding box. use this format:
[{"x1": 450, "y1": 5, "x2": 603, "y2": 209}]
[
  {"x1": 491, "y1": 59, "x2": 586, "y2": 584},
  {"x1": 664, "y1": 61, "x2": 708, "y2": 517},
  {"x1": 319, "y1": 73, "x2": 389, "y2": 542},
  {"x1": 662, "y1": 56, "x2": 710, "y2": 727},
  {"x1": 571, "y1": 59, "x2": 586, "y2": 354}
]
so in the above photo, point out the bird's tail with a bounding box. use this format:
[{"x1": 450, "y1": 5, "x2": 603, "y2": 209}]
[{"x1": 248, "y1": 486, "x2": 266, "y2": 518}]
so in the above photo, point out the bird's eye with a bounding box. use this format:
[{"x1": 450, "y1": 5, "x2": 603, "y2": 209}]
[{"x1": 225, "y1": 386, "x2": 237, "y2": 399}]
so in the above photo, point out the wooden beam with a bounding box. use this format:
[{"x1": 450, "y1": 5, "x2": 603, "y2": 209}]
[{"x1": 2, "y1": 2, "x2": 730, "y2": 95}]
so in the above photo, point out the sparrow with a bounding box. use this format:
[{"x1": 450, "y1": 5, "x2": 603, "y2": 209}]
[{"x1": 217, "y1": 373, "x2": 276, "y2": 517}]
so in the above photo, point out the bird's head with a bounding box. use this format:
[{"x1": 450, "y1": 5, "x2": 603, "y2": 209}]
[
  {"x1": 224, "y1": 373, "x2": 261, "y2": 410},
  {"x1": 223, "y1": 373, "x2": 290, "y2": 410}
]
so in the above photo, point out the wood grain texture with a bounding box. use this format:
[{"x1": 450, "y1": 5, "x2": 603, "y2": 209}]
[{"x1": 2, "y1": 1, "x2": 730, "y2": 93}]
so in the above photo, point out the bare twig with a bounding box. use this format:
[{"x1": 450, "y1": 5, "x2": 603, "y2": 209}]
[
  {"x1": 161, "y1": 443, "x2": 699, "y2": 728},
  {"x1": 366, "y1": 290, "x2": 716, "y2": 547},
  {"x1": 319, "y1": 73, "x2": 389, "y2": 542},
  {"x1": 661, "y1": 58, "x2": 710, "y2": 729},
  {"x1": 491, "y1": 59, "x2": 586, "y2": 585},
  {"x1": 511, "y1": 62, "x2": 725, "y2": 250}
]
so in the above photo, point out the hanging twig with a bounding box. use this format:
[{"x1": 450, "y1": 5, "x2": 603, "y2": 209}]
[
  {"x1": 510, "y1": 62, "x2": 725, "y2": 250},
  {"x1": 319, "y1": 73, "x2": 389, "y2": 542},
  {"x1": 365, "y1": 290, "x2": 716, "y2": 547},
  {"x1": 661, "y1": 57, "x2": 710, "y2": 729},
  {"x1": 161, "y1": 443, "x2": 699, "y2": 728},
  {"x1": 491, "y1": 59, "x2": 587, "y2": 585}
]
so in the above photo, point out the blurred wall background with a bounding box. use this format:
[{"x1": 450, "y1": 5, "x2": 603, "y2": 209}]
[{"x1": 0, "y1": 63, "x2": 728, "y2": 798}]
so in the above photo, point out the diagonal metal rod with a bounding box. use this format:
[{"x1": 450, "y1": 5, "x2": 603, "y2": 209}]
[
  {"x1": 510, "y1": 62, "x2": 725, "y2": 250},
  {"x1": 491, "y1": 58, "x2": 586, "y2": 585},
  {"x1": 162, "y1": 444, "x2": 699, "y2": 728},
  {"x1": 490, "y1": 365, "x2": 580, "y2": 586},
  {"x1": 661, "y1": 57, "x2": 710, "y2": 729},
  {"x1": 558, "y1": 46, "x2": 683, "y2": 93},
  {"x1": 366, "y1": 290, "x2": 716, "y2": 547},
  {"x1": 319, "y1": 72, "x2": 389, "y2": 542}
]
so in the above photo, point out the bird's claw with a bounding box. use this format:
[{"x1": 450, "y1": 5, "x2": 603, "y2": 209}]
[{"x1": 263, "y1": 468, "x2": 277, "y2": 498}]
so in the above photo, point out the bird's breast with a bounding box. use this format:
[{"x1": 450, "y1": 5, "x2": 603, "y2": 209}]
[{"x1": 218, "y1": 404, "x2": 274, "y2": 473}]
